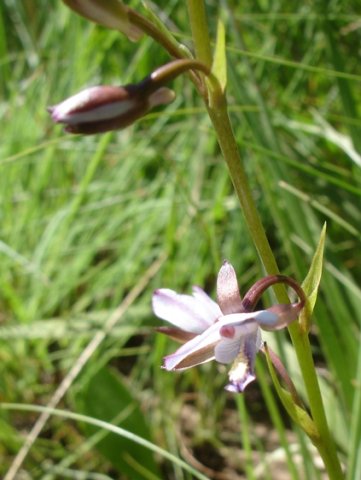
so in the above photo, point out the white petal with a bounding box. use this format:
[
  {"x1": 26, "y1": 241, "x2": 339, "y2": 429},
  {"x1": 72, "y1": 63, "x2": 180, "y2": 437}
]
[
  {"x1": 219, "y1": 313, "x2": 258, "y2": 335},
  {"x1": 226, "y1": 365, "x2": 256, "y2": 392},
  {"x1": 162, "y1": 312, "x2": 259, "y2": 370},
  {"x1": 152, "y1": 288, "x2": 219, "y2": 334},
  {"x1": 164, "y1": 348, "x2": 215, "y2": 371},
  {"x1": 217, "y1": 261, "x2": 243, "y2": 314},
  {"x1": 192, "y1": 286, "x2": 222, "y2": 322},
  {"x1": 163, "y1": 320, "x2": 221, "y2": 370}
]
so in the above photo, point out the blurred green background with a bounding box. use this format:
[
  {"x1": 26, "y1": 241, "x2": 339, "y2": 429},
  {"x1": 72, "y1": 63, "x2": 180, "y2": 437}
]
[{"x1": 0, "y1": 1, "x2": 360, "y2": 478}]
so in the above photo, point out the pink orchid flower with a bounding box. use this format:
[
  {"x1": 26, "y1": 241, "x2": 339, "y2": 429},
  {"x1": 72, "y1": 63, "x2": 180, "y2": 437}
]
[{"x1": 152, "y1": 261, "x2": 304, "y2": 392}]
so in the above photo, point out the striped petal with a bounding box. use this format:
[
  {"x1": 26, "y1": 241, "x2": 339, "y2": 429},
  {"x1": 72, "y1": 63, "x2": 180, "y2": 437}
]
[
  {"x1": 163, "y1": 320, "x2": 222, "y2": 370},
  {"x1": 217, "y1": 261, "x2": 243, "y2": 314}
]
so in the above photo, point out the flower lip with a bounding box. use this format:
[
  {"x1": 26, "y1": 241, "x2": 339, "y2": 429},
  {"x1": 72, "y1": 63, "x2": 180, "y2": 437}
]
[{"x1": 225, "y1": 373, "x2": 256, "y2": 393}]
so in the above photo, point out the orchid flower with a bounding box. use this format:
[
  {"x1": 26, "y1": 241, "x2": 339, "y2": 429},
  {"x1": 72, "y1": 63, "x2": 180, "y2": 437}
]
[{"x1": 152, "y1": 261, "x2": 305, "y2": 392}]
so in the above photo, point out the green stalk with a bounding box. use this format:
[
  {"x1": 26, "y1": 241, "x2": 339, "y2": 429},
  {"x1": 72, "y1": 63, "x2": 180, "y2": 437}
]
[
  {"x1": 128, "y1": 8, "x2": 186, "y2": 60},
  {"x1": 186, "y1": 1, "x2": 344, "y2": 479},
  {"x1": 186, "y1": 1, "x2": 212, "y2": 66}
]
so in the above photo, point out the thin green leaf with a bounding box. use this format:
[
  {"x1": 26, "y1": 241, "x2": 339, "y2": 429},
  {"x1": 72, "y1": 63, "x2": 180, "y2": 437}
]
[
  {"x1": 300, "y1": 223, "x2": 326, "y2": 332},
  {"x1": 0, "y1": 403, "x2": 211, "y2": 480},
  {"x1": 75, "y1": 367, "x2": 161, "y2": 480}
]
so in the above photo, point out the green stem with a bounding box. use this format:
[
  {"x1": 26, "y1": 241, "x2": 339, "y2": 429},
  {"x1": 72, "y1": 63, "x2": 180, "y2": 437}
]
[
  {"x1": 186, "y1": 2, "x2": 344, "y2": 479},
  {"x1": 128, "y1": 9, "x2": 185, "y2": 60},
  {"x1": 151, "y1": 59, "x2": 210, "y2": 82},
  {"x1": 149, "y1": 59, "x2": 221, "y2": 101},
  {"x1": 207, "y1": 100, "x2": 283, "y2": 280},
  {"x1": 128, "y1": 8, "x2": 203, "y2": 90},
  {"x1": 186, "y1": 0, "x2": 213, "y2": 66},
  {"x1": 290, "y1": 326, "x2": 345, "y2": 477}
]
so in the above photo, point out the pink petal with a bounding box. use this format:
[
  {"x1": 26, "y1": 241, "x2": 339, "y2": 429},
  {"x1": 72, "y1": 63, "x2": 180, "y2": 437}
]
[
  {"x1": 217, "y1": 261, "x2": 243, "y2": 314},
  {"x1": 152, "y1": 288, "x2": 219, "y2": 334}
]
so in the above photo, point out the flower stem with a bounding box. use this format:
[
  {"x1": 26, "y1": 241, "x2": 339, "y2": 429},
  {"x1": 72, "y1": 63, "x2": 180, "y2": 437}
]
[
  {"x1": 186, "y1": 2, "x2": 344, "y2": 479},
  {"x1": 127, "y1": 8, "x2": 203, "y2": 90},
  {"x1": 151, "y1": 59, "x2": 209, "y2": 79},
  {"x1": 128, "y1": 9, "x2": 185, "y2": 60},
  {"x1": 186, "y1": 0, "x2": 213, "y2": 67}
]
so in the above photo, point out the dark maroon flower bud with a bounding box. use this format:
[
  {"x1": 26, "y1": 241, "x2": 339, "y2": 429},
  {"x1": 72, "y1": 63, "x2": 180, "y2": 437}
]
[{"x1": 48, "y1": 84, "x2": 175, "y2": 134}]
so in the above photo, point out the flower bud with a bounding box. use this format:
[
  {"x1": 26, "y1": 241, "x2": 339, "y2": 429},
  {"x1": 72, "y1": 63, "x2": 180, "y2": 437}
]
[
  {"x1": 48, "y1": 84, "x2": 175, "y2": 134},
  {"x1": 62, "y1": 0, "x2": 143, "y2": 41}
]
